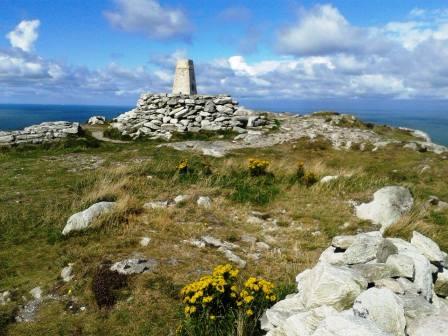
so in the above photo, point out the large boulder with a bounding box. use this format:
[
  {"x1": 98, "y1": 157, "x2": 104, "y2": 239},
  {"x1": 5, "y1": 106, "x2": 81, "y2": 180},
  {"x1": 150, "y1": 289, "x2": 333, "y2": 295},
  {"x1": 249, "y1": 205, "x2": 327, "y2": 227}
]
[
  {"x1": 298, "y1": 263, "x2": 367, "y2": 311},
  {"x1": 353, "y1": 287, "x2": 406, "y2": 336},
  {"x1": 355, "y1": 186, "x2": 413, "y2": 232},
  {"x1": 62, "y1": 202, "x2": 116, "y2": 235}
]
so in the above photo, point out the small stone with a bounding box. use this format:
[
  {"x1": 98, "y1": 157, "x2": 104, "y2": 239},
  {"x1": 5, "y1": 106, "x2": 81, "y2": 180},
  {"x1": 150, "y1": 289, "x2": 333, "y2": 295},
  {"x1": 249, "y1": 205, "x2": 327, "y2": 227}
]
[
  {"x1": 174, "y1": 195, "x2": 191, "y2": 204},
  {"x1": 320, "y1": 176, "x2": 339, "y2": 183},
  {"x1": 376, "y1": 238, "x2": 398, "y2": 263},
  {"x1": 342, "y1": 231, "x2": 383, "y2": 265},
  {"x1": 62, "y1": 202, "x2": 116, "y2": 235},
  {"x1": 29, "y1": 287, "x2": 42, "y2": 300},
  {"x1": 375, "y1": 278, "x2": 405, "y2": 294},
  {"x1": 140, "y1": 237, "x2": 151, "y2": 247},
  {"x1": 218, "y1": 247, "x2": 246, "y2": 268},
  {"x1": 197, "y1": 196, "x2": 212, "y2": 208},
  {"x1": 255, "y1": 242, "x2": 270, "y2": 251},
  {"x1": 61, "y1": 264, "x2": 74, "y2": 282},
  {"x1": 350, "y1": 263, "x2": 400, "y2": 283},
  {"x1": 332, "y1": 235, "x2": 355, "y2": 250},
  {"x1": 143, "y1": 200, "x2": 170, "y2": 209}
]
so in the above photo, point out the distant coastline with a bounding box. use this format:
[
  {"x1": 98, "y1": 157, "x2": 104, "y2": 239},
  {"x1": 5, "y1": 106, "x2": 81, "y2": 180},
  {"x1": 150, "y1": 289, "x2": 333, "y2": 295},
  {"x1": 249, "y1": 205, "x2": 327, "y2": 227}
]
[{"x1": 0, "y1": 103, "x2": 447, "y2": 146}]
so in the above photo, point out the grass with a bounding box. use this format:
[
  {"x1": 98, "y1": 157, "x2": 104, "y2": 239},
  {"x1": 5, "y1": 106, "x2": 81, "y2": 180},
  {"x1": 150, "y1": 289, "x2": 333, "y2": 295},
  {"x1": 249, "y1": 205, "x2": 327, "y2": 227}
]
[{"x1": 0, "y1": 118, "x2": 447, "y2": 335}]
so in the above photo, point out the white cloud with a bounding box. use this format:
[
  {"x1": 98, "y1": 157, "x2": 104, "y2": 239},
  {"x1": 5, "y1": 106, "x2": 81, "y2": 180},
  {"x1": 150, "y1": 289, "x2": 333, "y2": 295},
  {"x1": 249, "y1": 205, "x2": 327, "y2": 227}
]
[
  {"x1": 104, "y1": 0, "x2": 192, "y2": 41},
  {"x1": 6, "y1": 20, "x2": 40, "y2": 52},
  {"x1": 278, "y1": 5, "x2": 367, "y2": 56}
]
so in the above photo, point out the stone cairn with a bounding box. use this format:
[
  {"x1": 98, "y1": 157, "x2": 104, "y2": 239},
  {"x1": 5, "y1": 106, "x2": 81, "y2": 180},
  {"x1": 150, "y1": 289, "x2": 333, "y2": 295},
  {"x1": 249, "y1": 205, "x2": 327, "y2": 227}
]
[
  {"x1": 0, "y1": 121, "x2": 80, "y2": 147},
  {"x1": 111, "y1": 93, "x2": 268, "y2": 140},
  {"x1": 111, "y1": 59, "x2": 268, "y2": 140},
  {"x1": 263, "y1": 230, "x2": 448, "y2": 336}
]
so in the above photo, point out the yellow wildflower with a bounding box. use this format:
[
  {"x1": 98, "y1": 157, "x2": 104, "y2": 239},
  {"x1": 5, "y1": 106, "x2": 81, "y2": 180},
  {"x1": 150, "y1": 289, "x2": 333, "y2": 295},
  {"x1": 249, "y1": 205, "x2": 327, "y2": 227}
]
[{"x1": 246, "y1": 309, "x2": 254, "y2": 316}]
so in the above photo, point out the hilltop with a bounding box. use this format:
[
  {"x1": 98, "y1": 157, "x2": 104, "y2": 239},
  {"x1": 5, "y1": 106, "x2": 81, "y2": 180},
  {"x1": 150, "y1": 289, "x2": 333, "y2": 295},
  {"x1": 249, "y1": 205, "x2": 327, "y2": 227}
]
[{"x1": 1, "y1": 110, "x2": 448, "y2": 335}]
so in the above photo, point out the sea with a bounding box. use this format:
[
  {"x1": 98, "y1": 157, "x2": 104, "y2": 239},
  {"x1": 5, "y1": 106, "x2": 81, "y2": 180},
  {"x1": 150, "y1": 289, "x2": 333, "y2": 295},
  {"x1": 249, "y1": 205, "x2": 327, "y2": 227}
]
[{"x1": 0, "y1": 104, "x2": 447, "y2": 146}]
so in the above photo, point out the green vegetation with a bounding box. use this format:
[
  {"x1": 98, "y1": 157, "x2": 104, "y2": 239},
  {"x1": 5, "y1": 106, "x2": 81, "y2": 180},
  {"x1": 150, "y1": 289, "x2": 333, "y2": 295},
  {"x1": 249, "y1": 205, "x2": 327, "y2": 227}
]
[{"x1": 0, "y1": 118, "x2": 447, "y2": 335}]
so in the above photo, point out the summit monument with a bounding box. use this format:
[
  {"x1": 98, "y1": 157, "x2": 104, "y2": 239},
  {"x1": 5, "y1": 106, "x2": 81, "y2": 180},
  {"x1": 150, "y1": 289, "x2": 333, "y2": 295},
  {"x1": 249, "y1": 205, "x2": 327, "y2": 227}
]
[{"x1": 172, "y1": 59, "x2": 197, "y2": 95}]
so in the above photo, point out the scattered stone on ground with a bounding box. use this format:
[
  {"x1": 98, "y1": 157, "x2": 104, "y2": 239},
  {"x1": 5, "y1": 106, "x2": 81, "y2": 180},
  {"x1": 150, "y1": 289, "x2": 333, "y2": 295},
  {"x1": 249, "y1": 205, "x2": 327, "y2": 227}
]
[
  {"x1": 320, "y1": 176, "x2": 339, "y2": 183},
  {"x1": 62, "y1": 201, "x2": 116, "y2": 235},
  {"x1": 355, "y1": 186, "x2": 414, "y2": 232},
  {"x1": 140, "y1": 237, "x2": 151, "y2": 247},
  {"x1": 0, "y1": 291, "x2": 11, "y2": 305},
  {"x1": 61, "y1": 264, "x2": 74, "y2": 282},
  {"x1": 110, "y1": 257, "x2": 158, "y2": 275},
  {"x1": 143, "y1": 200, "x2": 172, "y2": 209},
  {"x1": 263, "y1": 230, "x2": 448, "y2": 336},
  {"x1": 197, "y1": 196, "x2": 212, "y2": 208}
]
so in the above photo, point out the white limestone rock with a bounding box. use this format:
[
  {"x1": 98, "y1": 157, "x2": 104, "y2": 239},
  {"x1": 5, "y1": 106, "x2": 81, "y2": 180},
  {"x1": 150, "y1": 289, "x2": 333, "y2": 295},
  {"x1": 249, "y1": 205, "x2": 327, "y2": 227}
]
[
  {"x1": 388, "y1": 238, "x2": 433, "y2": 301},
  {"x1": 375, "y1": 278, "x2": 405, "y2": 294},
  {"x1": 350, "y1": 263, "x2": 400, "y2": 283},
  {"x1": 283, "y1": 306, "x2": 337, "y2": 336},
  {"x1": 318, "y1": 246, "x2": 345, "y2": 266},
  {"x1": 218, "y1": 247, "x2": 246, "y2": 268},
  {"x1": 410, "y1": 231, "x2": 444, "y2": 262},
  {"x1": 140, "y1": 237, "x2": 151, "y2": 247},
  {"x1": 353, "y1": 287, "x2": 406, "y2": 336},
  {"x1": 312, "y1": 313, "x2": 393, "y2": 336},
  {"x1": 29, "y1": 287, "x2": 42, "y2": 300},
  {"x1": 298, "y1": 262, "x2": 367, "y2": 311},
  {"x1": 319, "y1": 176, "x2": 339, "y2": 184},
  {"x1": 262, "y1": 294, "x2": 306, "y2": 331},
  {"x1": 61, "y1": 264, "x2": 74, "y2": 282},
  {"x1": 331, "y1": 235, "x2": 355, "y2": 250},
  {"x1": 435, "y1": 268, "x2": 448, "y2": 297},
  {"x1": 342, "y1": 231, "x2": 383, "y2": 265},
  {"x1": 197, "y1": 196, "x2": 212, "y2": 208},
  {"x1": 407, "y1": 314, "x2": 448, "y2": 336},
  {"x1": 62, "y1": 202, "x2": 116, "y2": 235},
  {"x1": 355, "y1": 186, "x2": 413, "y2": 232},
  {"x1": 386, "y1": 254, "x2": 414, "y2": 278},
  {"x1": 88, "y1": 116, "x2": 106, "y2": 125}
]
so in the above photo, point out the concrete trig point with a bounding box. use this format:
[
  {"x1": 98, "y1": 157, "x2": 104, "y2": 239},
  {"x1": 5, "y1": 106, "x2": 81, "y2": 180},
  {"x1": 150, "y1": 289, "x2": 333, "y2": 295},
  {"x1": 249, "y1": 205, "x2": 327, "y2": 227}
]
[{"x1": 172, "y1": 59, "x2": 197, "y2": 95}]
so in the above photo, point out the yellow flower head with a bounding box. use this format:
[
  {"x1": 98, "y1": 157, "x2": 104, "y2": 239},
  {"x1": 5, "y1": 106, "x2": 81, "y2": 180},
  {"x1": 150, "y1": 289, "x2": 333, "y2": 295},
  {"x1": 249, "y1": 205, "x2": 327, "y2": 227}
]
[{"x1": 246, "y1": 309, "x2": 254, "y2": 316}]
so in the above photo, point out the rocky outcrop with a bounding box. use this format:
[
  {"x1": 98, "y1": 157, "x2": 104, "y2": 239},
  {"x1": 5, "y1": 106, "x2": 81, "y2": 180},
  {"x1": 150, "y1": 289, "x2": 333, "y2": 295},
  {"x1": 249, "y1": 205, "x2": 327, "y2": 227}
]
[
  {"x1": 355, "y1": 186, "x2": 414, "y2": 232},
  {"x1": 0, "y1": 121, "x2": 80, "y2": 147},
  {"x1": 262, "y1": 230, "x2": 448, "y2": 336},
  {"x1": 111, "y1": 93, "x2": 268, "y2": 139}
]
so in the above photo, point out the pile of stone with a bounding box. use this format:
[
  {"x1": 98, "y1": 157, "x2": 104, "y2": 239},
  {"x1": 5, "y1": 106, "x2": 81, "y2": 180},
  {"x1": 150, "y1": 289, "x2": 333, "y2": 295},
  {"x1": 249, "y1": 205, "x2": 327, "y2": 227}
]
[
  {"x1": 111, "y1": 93, "x2": 268, "y2": 139},
  {"x1": 0, "y1": 121, "x2": 80, "y2": 147},
  {"x1": 263, "y1": 230, "x2": 448, "y2": 336}
]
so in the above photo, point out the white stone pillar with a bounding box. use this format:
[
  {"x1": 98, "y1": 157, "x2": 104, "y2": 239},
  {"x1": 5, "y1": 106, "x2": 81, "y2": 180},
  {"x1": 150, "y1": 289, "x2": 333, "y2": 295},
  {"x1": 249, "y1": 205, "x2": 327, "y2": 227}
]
[{"x1": 172, "y1": 59, "x2": 197, "y2": 95}]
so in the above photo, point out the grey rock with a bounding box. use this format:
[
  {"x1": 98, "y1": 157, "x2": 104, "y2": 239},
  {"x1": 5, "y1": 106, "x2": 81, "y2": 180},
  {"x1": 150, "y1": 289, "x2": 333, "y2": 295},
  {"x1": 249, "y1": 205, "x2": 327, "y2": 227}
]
[
  {"x1": 342, "y1": 231, "x2": 383, "y2": 265},
  {"x1": 376, "y1": 239, "x2": 398, "y2": 263},
  {"x1": 407, "y1": 315, "x2": 448, "y2": 336},
  {"x1": 313, "y1": 313, "x2": 393, "y2": 336},
  {"x1": 110, "y1": 258, "x2": 158, "y2": 275},
  {"x1": 197, "y1": 196, "x2": 212, "y2": 208},
  {"x1": 332, "y1": 235, "x2": 355, "y2": 250},
  {"x1": 350, "y1": 263, "x2": 400, "y2": 283}
]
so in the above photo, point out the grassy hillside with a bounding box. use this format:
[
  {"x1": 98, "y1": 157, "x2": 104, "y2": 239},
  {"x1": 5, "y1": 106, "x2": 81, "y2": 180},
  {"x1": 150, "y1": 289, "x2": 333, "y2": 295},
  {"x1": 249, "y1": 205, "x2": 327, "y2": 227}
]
[{"x1": 1, "y1": 120, "x2": 447, "y2": 335}]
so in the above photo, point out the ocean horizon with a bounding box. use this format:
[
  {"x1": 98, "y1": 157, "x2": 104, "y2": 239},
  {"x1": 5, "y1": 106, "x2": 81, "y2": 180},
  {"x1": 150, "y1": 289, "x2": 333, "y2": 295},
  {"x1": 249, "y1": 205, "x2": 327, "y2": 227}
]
[{"x1": 1, "y1": 103, "x2": 447, "y2": 146}]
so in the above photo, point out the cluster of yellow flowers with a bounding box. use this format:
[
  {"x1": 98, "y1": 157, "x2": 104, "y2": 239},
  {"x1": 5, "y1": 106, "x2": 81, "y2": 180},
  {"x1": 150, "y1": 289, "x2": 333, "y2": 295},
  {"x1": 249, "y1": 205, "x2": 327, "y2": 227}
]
[
  {"x1": 238, "y1": 277, "x2": 276, "y2": 316},
  {"x1": 180, "y1": 264, "x2": 239, "y2": 317},
  {"x1": 248, "y1": 158, "x2": 270, "y2": 176},
  {"x1": 177, "y1": 159, "x2": 189, "y2": 173},
  {"x1": 180, "y1": 264, "x2": 278, "y2": 322}
]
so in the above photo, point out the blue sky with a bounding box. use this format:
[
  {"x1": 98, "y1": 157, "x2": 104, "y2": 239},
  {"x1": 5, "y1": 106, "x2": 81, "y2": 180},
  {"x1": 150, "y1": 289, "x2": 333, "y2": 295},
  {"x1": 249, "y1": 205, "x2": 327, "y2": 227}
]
[{"x1": 1, "y1": 0, "x2": 448, "y2": 108}]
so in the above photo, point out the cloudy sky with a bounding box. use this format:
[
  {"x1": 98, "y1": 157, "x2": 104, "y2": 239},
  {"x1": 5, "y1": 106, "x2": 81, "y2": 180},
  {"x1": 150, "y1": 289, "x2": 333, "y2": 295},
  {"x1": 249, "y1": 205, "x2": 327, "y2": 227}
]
[{"x1": 1, "y1": 0, "x2": 448, "y2": 110}]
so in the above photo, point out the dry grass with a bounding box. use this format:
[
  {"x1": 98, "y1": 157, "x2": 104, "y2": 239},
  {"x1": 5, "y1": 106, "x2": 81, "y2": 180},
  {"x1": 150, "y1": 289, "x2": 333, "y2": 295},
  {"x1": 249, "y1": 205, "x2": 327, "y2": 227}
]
[{"x1": 1, "y1": 130, "x2": 448, "y2": 335}]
